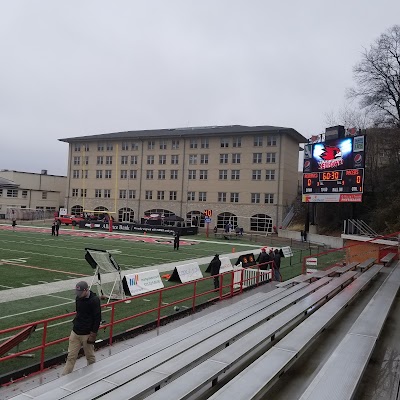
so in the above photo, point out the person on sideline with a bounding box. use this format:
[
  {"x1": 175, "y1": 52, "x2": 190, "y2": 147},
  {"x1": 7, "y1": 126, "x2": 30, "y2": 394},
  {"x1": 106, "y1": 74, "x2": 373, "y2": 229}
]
[
  {"x1": 51, "y1": 221, "x2": 56, "y2": 236},
  {"x1": 273, "y1": 248, "x2": 282, "y2": 282},
  {"x1": 208, "y1": 254, "x2": 222, "y2": 290},
  {"x1": 62, "y1": 281, "x2": 101, "y2": 376},
  {"x1": 173, "y1": 231, "x2": 180, "y2": 250},
  {"x1": 55, "y1": 219, "x2": 61, "y2": 236},
  {"x1": 256, "y1": 248, "x2": 270, "y2": 270}
]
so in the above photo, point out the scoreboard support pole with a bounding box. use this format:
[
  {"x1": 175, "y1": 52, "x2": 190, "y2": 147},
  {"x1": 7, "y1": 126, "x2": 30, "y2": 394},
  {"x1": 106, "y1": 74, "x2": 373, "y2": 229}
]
[{"x1": 206, "y1": 222, "x2": 209, "y2": 238}]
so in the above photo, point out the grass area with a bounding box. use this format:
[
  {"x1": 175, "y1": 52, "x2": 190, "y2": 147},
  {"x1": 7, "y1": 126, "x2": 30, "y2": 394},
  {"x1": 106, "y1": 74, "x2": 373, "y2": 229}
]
[{"x1": 0, "y1": 223, "x2": 343, "y2": 379}]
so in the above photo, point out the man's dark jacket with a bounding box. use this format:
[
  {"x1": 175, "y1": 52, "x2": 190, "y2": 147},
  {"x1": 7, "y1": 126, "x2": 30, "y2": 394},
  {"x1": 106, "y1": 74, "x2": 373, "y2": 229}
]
[
  {"x1": 73, "y1": 291, "x2": 101, "y2": 335},
  {"x1": 209, "y1": 257, "x2": 221, "y2": 276}
]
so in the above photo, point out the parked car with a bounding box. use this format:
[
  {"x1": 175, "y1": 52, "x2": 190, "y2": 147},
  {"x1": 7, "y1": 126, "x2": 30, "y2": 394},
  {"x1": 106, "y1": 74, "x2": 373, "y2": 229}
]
[{"x1": 56, "y1": 214, "x2": 85, "y2": 226}]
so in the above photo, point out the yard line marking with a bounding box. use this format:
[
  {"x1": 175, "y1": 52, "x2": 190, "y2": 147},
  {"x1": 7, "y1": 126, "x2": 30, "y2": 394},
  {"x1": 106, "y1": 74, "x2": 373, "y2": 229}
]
[
  {"x1": 0, "y1": 301, "x2": 75, "y2": 320},
  {"x1": 46, "y1": 294, "x2": 73, "y2": 301},
  {"x1": 161, "y1": 302, "x2": 169, "y2": 305},
  {"x1": 38, "y1": 281, "x2": 49, "y2": 284},
  {"x1": 0, "y1": 261, "x2": 89, "y2": 277},
  {"x1": 0, "y1": 284, "x2": 14, "y2": 289},
  {"x1": 142, "y1": 298, "x2": 151, "y2": 302},
  {"x1": 21, "y1": 283, "x2": 31, "y2": 286}
]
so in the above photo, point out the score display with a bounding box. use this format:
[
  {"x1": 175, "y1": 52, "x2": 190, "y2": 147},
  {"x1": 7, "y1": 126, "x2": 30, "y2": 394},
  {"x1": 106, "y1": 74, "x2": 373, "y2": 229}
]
[{"x1": 302, "y1": 135, "x2": 366, "y2": 203}]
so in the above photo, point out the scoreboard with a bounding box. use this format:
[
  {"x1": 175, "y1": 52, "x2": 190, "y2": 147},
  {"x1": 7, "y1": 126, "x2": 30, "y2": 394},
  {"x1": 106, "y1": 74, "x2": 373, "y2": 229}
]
[{"x1": 302, "y1": 135, "x2": 366, "y2": 203}]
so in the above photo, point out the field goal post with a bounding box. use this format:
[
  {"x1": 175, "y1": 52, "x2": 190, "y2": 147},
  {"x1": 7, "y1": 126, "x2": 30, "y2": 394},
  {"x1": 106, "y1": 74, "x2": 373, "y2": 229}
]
[
  {"x1": 84, "y1": 248, "x2": 125, "y2": 303},
  {"x1": 83, "y1": 209, "x2": 117, "y2": 232}
]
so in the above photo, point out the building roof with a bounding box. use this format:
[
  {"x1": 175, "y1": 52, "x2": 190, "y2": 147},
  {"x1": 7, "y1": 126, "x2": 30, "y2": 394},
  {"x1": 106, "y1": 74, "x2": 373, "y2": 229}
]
[
  {"x1": 59, "y1": 125, "x2": 307, "y2": 144},
  {"x1": 0, "y1": 177, "x2": 19, "y2": 189}
]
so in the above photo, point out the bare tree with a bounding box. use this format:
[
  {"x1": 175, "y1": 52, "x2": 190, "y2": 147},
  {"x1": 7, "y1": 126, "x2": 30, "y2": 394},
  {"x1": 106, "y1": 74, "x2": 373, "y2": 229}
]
[
  {"x1": 324, "y1": 105, "x2": 371, "y2": 130},
  {"x1": 348, "y1": 25, "x2": 400, "y2": 128}
]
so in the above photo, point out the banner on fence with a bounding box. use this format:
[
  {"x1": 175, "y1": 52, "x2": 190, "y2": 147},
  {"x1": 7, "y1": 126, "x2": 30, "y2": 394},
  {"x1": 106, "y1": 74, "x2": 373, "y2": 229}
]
[
  {"x1": 122, "y1": 270, "x2": 164, "y2": 296},
  {"x1": 169, "y1": 262, "x2": 203, "y2": 283}
]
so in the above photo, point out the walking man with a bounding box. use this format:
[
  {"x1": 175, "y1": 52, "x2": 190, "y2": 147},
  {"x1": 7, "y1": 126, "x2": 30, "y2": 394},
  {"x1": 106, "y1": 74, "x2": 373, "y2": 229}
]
[
  {"x1": 51, "y1": 221, "x2": 56, "y2": 236},
  {"x1": 62, "y1": 281, "x2": 101, "y2": 376},
  {"x1": 208, "y1": 254, "x2": 222, "y2": 290},
  {"x1": 55, "y1": 219, "x2": 60, "y2": 236},
  {"x1": 173, "y1": 231, "x2": 180, "y2": 250}
]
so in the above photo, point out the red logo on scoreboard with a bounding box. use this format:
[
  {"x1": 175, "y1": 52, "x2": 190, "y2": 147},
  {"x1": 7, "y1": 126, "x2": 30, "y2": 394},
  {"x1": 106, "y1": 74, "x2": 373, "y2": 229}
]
[{"x1": 318, "y1": 145, "x2": 344, "y2": 170}]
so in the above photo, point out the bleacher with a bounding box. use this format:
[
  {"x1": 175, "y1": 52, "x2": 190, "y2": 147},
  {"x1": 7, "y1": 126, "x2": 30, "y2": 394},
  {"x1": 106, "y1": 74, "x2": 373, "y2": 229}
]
[{"x1": 8, "y1": 260, "x2": 400, "y2": 400}]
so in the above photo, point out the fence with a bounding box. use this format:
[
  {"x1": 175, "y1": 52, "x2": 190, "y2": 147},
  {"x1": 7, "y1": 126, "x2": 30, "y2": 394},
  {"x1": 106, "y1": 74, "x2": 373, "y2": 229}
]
[{"x1": 0, "y1": 266, "x2": 273, "y2": 385}]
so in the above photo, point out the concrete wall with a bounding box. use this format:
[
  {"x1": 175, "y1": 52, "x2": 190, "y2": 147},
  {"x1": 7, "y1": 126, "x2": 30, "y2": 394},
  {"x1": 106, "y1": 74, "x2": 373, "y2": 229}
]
[{"x1": 278, "y1": 229, "x2": 344, "y2": 248}]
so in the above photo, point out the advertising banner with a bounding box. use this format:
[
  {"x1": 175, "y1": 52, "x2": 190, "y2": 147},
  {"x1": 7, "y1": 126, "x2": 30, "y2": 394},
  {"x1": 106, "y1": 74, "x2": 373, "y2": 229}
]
[{"x1": 123, "y1": 270, "x2": 164, "y2": 296}]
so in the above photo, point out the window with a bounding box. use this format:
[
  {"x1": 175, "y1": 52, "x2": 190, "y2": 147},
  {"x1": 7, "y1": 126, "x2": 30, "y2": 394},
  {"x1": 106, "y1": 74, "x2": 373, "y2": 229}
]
[
  {"x1": 158, "y1": 170, "x2": 166, "y2": 180},
  {"x1": 171, "y1": 155, "x2": 179, "y2": 165},
  {"x1": 95, "y1": 189, "x2": 102, "y2": 198},
  {"x1": 97, "y1": 156, "x2": 103, "y2": 165},
  {"x1": 157, "y1": 191, "x2": 165, "y2": 200},
  {"x1": 232, "y1": 153, "x2": 241, "y2": 164},
  {"x1": 218, "y1": 192, "x2": 227, "y2": 202},
  {"x1": 219, "y1": 170, "x2": 228, "y2": 180},
  {"x1": 145, "y1": 190, "x2": 153, "y2": 200},
  {"x1": 159, "y1": 155, "x2": 166, "y2": 165},
  {"x1": 147, "y1": 155, "x2": 155, "y2": 165},
  {"x1": 97, "y1": 143, "x2": 104, "y2": 151},
  {"x1": 72, "y1": 189, "x2": 78, "y2": 197},
  {"x1": 73, "y1": 156, "x2": 80, "y2": 165},
  {"x1": 253, "y1": 153, "x2": 262, "y2": 163},
  {"x1": 84, "y1": 144, "x2": 89, "y2": 152},
  {"x1": 104, "y1": 189, "x2": 111, "y2": 198},
  {"x1": 130, "y1": 170, "x2": 137, "y2": 179},
  {"x1": 128, "y1": 190, "x2": 136, "y2": 199},
  {"x1": 200, "y1": 154, "x2": 209, "y2": 164},
  {"x1": 231, "y1": 170, "x2": 240, "y2": 180},
  {"x1": 188, "y1": 170, "x2": 196, "y2": 180},
  {"x1": 146, "y1": 170, "x2": 154, "y2": 179},
  {"x1": 106, "y1": 156, "x2": 113, "y2": 165},
  {"x1": 199, "y1": 170, "x2": 208, "y2": 180},
  {"x1": 230, "y1": 192, "x2": 239, "y2": 203},
  {"x1": 121, "y1": 156, "x2": 128, "y2": 165},
  {"x1": 84, "y1": 156, "x2": 89, "y2": 165},
  {"x1": 254, "y1": 136, "x2": 263, "y2": 146},
  {"x1": 131, "y1": 142, "x2": 139, "y2": 151},
  {"x1": 201, "y1": 138, "x2": 209, "y2": 149},
  {"x1": 265, "y1": 193, "x2": 274, "y2": 203},
  {"x1": 267, "y1": 135, "x2": 277, "y2": 146},
  {"x1": 96, "y1": 170, "x2": 103, "y2": 179},
  {"x1": 119, "y1": 190, "x2": 127, "y2": 199},
  {"x1": 131, "y1": 155, "x2": 138, "y2": 165},
  {"x1": 120, "y1": 170, "x2": 128, "y2": 179},
  {"x1": 172, "y1": 139, "x2": 179, "y2": 149},
  {"x1": 159, "y1": 140, "x2": 167, "y2": 150},
  {"x1": 0, "y1": 189, "x2": 3, "y2": 197},
  {"x1": 74, "y1": 144, "x2": 81, "y2": 152},
  {"x1": 252, "y1": 170, "x2": 262, "y2": 180},
  {"x1": 198, "y1": 192, "x2": 207, "y2": 201},
  {"x1": 220, "y1": 154, "x2": 229, "y2": 164},
  {"x1": 73, "y1": 170, "x2": 79, "y2": 179},
  {"x1": 251, "y1": 193, "x2": 261, "y2": 203},
  {"x1": 147, "y1": 141, "x2": 155, "y2": 150},
  {"x1": 80, "y1": 189, "x2": 87, "y2": 197},
  {"x1": 81, "y1": 170, "x2": 88, "y2": 179},
  {"x1": 220, "y1": 138, "x2": 229, "y2": 148},
  {"x1": 7, "y1": 189, "x2": 18, "y2": 197},
  {"x1": 122, "y1": 142, "x2": 129, "y2": 151},
  {"x1": 189, "y1": 154, "x2": 197, "y2": 165},
  {"x1": 170, "y1": 170, "x2": 178, "y2": 179},
  {"x1": 169, "y1": 191, "x2": 177, "y2": 200},
  {"x1": 233, "y1": 137, "x2": 242, "y2": 148},
  {"x1": 105, "y1": 170, "x2": 112, "y2": 179},
  {"x1": 106, "y1": 143, "x2": 113, "y2": 151},
  {"x1": 190, "y1": 139, "x2": 198, "y2": 149},
  {"x1": 266, "y1": 152, "x2": 276, "y2": 163},
  {"x1": 266, "y1": 169, "x2": 275, "y2": 180},
  {"x1": 187, "y1": 191, "x2": 195, "y2": 201},
  {"x1": 22, "y1": 190, "x2": 28, "y2": 198}
]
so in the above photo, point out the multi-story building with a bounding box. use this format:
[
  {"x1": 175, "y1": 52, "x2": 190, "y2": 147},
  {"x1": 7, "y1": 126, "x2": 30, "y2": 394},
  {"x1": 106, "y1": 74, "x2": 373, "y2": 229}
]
[
  {"x1": 0, "y1": 170, "x2": 67, "y2": 219},
  {"x1": 59, "y1": 125, "x2": 306, "y2": 233}
]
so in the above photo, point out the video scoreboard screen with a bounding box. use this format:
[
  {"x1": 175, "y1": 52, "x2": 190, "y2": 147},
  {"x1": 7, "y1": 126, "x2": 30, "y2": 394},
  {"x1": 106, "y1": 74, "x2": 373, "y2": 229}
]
[{"x1": 302, "y1": 135, "x2": 365, "y2": 203}]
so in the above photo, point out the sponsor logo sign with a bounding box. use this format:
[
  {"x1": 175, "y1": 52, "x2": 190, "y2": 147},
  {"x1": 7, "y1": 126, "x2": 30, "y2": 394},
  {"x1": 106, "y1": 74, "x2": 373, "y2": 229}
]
[
  {"x1": 306, "y1": 257, "x2": 318, "y2": 266},
  {"x1": 176, "y1": 262, "x2": 203, "y2": 283},
  {"x1": 124, "y1": 270, "x2": 164, "y2": 296}
]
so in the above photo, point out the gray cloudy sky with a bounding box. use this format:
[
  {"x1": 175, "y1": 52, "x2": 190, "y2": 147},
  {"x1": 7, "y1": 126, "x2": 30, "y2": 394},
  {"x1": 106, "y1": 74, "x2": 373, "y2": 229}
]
[{"x1": 1, "y1": 0, "x2": 399, "y2": 176}]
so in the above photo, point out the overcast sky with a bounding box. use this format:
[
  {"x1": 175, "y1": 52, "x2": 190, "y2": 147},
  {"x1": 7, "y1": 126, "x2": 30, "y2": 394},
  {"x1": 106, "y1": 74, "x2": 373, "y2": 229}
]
[{"x1": 1, "y1": 0, "x2": 399, "y2": 176}]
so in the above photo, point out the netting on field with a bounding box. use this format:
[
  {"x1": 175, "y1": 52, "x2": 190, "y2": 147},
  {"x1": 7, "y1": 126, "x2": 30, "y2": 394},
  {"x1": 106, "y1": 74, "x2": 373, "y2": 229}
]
[
  {"x1": 6, "y1": 208, "x2": 55, "y2": 221},
  {"x1": 85, "y1": 248, "x2": 124, "y2": 303}
]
